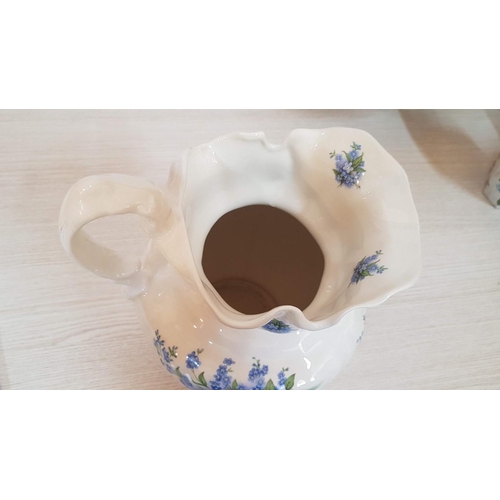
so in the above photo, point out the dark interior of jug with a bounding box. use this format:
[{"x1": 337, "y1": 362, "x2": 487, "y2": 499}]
[{"x1": 202, "y1": 205, "x2": 325, "y2": 314}]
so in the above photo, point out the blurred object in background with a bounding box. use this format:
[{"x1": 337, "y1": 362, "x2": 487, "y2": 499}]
[{"x1": 484, "y1": 153, "x2": 500, "y2": 208}]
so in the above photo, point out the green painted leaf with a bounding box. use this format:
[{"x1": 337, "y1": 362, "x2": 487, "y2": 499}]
[
  {"x1": 231, "y1": 380, "x2": 238, "y2": 390},
  {"x1": 354, "y1": 167, "x2": 366, "y2": 174},
  {"x1": 264, "y1": 379, "x2": 276, "y2": 390},
  {"x1": 285, "y1": 374, "x2": 295, "y2": 390},
  {"x1": 497, "y1": 199, "x2": 500, "y2": 206},
  {"x1": 344, "y1": 150, "x2": 352, "y2": 163},
  {"x1": 198, "y1": 372, "x2": 207, "y2": 387},
  {"x1": 333, "y1": 169, "x2": 340, "y2": 176},
  {"x1": 175, "y1": 367, "x2": 183, "y2": 379},
  {"x1": 352, "y1": 154, "x2": 364, "y2": 168}
]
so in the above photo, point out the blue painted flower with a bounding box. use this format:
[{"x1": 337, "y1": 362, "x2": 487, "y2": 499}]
[
  {"x1": 162, "y1": 347, "x2": 171, "y2": 364},
  {"x1": 209, "y1": 362, "x2": 233, "y2": 389},
  {"x1": 186, "y1": 351, "x2": 201, "y2": 369},
  {"x1": 336, "y1": 157, "x2": 345, "y2": 167},
  {"x1": 496, "y1": 183, "x2": 500, "y2": 192},
  {"x1": 248, "y1": 358, "x2": 269, "y2": 381},
  {"x1": 153, "y1": 333, "x2": 164, "y2": 350},
  {"x1": 334, "y1": 159, "x2": 362, "y2": 188},
  {"x1": 153, "y1": 331, "x2": 177, "y2": 370},
  {"x1": 248, "y1": 367, "x2": 260, "y2": 381},
  {"x1": 351, "y1": 250, "x2": 387, "y2": 285},
  {"x1": 276, "y1": 368, "x2": 290, "y2": 389},
  {"x1": 153, "y1": 336, "x2": 298, "y2": 390},
  {"x1": 332, "y1": 144, "x2": 366, "y2": 188},
  {"x1": 262, "y1": 319, "x2": 292, "y2": 333},
  {"x1": 253, "y1": 378, "x2": 266, "y2": 390},
  {"x1": 245, "y1": 358, "x2": 271, "y2": 388},
  {"x1": 180, "y1": 374, "x2": 195, "y2": 389}
]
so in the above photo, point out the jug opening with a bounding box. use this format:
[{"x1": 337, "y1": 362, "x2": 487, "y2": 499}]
[{"x1": 201, "y1": 205, "x2": 325, "y2": 315}]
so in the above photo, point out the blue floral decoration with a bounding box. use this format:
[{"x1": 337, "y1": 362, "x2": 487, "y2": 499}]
[
  {"x1": 209, "y1": 358, "x2": 235, "y2": 390},
  {"x1": 276, "y1": 367, "x2": 290, "y2": 390},
  {"x1": 357, "y1": 314, "x2": 366, "y2": 342},
  {"x1": 262, "y1": 319, "x2": 292, "y2": 333},
  {"x1": 351, "y1": 250, "x2": 387, "y2": 285},
  {"x1": 154, "y1": 331, "x2": 178, "y2": 374},
  {"x1": 186, "y1": 350, "x2": 201, "y2": 369},
  {"x1": 153, "y1": 330, "x2": 296, "y2": 390},
  {"x1": 330, "y1": 142, "x2": 365, "y2": 188}
]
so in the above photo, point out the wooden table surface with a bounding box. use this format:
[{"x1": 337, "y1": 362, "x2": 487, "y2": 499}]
[{"x1": 1, "y1": 110, "x2": 499, "y2": 390}]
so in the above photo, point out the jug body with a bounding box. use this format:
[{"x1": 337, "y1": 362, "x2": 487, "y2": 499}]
[
  {"x1": 59, "y1": 128, "x2": 421, "y2": 389},
  {"x1": 136, "y1": 244, "x2": 366, "y2": 389}
]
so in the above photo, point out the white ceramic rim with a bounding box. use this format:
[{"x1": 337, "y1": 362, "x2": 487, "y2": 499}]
[{"x1": 176, "y1": 127, "x2": 422, "y2": 331}]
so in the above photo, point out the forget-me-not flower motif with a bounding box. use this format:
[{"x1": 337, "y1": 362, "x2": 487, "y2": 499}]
[
  {"x1": 209, "y1": 361, "x2": 234, "y2": 390},
  {"x1": 276, "y1": 368, "x2": 290, "y2": 390},
  {"x1": 330, "y1": 142, "x2": 366, "y2": 188},
  {"x1": 153, "y1": 331, "x2": 164, "y2": 350},
  {"x1": 153, "y1": 331, "x2": 297, "y2": 389},
  {"x1": 154, "y1": 330, "x2": 178, "y2": 368},
  {"x1": 186, "y1": 350, "x2": 202, "y2": 369},
  {"x1": 351, "y1": 250, "x2": 387, "y2": 285},
  {"x1": 248, "y1": 358, "x2": 269, "y2": 382},
  {"x1": 262, "y1": 319, "x2": 292, "y2": 333}
]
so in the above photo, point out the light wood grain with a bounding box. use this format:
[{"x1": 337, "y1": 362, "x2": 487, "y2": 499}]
[{"x1": 1, "y1": 110, "x2": 499, "y2": 389}]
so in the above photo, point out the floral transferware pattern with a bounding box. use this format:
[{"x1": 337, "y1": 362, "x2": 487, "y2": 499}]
[
  {"x1": 357, "y1": 315, "x2": 366, "y2": 343},
  {"x1": 330, "y1": 142, "x2": 366, "y2": 188},
  {"x1": 154, "y1": 330, "x2": 296, "y2": 390},
  {"x1": 262, "y1": 319, "x2": 292, "y2": 333},
  {"x1": 351, "y1": 250, "x2": 387, "y2": 285}
]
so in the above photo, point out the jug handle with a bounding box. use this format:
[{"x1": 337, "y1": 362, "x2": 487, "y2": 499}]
[{"x1": 59, "y1": 174, "x2": 170, "y2": 282}]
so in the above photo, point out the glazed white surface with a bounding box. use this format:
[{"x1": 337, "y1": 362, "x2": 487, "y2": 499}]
[
  {"x1": 1, "y1": 110, "x2": 500, "y2": 389},
  {"x1": 136, "y1": 248, "x2": 365, "y2": 389},
  {"x1": 56, "y1": 127, "x2": 420, "y2": 389},
  {"x1": 180, "y1": 129, "x2": 420, "y2": 330}
]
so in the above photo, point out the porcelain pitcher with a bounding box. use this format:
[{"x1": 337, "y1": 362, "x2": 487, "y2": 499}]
[{"x1": 59, "y1": 127, "x2": 421, "y2": 390}]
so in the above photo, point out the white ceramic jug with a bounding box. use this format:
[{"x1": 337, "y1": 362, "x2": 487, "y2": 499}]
[{"x1": 59, "y1": 128, "x2": 421, "y2": 389}]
